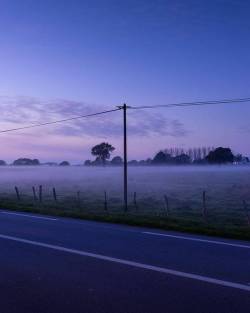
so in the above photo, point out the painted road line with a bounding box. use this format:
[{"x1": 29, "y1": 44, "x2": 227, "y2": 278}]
[
  {"x1": 0, "y1": 233, "x2": 249, "y2": 292},
  {"x1": 0, "y1": 211, "x2": 58, "y2": 221},
  {"x1": 143, "y1": 231, "x2": 250, "y2": 249}
]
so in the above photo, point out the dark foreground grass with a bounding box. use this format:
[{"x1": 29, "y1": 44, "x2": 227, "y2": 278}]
[{"x1": 0, "y1": 196, "x2": 250, "y2": 241}]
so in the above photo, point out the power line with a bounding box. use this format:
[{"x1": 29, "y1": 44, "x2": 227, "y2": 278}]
[
  {"x1": 129, "y1": 97, "x2": 250, "y2": 110},
  {"x1": 1, "y1": 96, "x2": 250, "y2": 134},
  {"x1": 0, "y1": 108, "x2": 121, "y2": 134}
]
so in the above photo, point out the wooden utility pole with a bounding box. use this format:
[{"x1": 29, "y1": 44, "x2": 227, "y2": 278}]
[
  {"x1": 123, "y1": 104, "x2": 128, "y2": 211},
  {"x1": 118, "y1": 103, "x2": 129, "y2": 211}
]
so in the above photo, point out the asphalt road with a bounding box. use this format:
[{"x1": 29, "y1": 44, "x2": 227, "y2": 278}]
[{"x1": 0, "y1": 210, "x2": 250, "y2": 313}]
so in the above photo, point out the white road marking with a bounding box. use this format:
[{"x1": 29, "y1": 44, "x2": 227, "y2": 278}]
[
  {"x1": 0, "y1": 233, "x2": 249, "y2": 292},
  {"x1": 0, "y1": 211, "x2": 57, "y2": 221},
  {"x1": 143, "y1": 231, "x2": 250, "y2": 249}
]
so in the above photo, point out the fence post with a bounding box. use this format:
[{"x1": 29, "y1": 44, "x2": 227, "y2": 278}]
[
  {"x1": 164, "y1": 195, "x2": 169, "y2": 216},
  {"x1": 15, "y1": 186, "x2": 21, "y2": 201},
  {"x1": 39, "y1": 185, "x2": 43, "y2": 203},
  {"x1": 32, "y1": 186, "x2": 37, "y2": 201},
  {"x1": 133, "y1": 192, "x2": 138, "y2": 211},
  {"x1": 202, "y1": 190, "x2": 207, "y2": 220},
  {"x1": 104, "y1": 191, "x2": 108, "y2": 211},
  {"x1": 52, "y1": 187, "x2": 57, "y2": 202}
]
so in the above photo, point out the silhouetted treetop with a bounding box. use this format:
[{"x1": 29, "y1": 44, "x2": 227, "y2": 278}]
[
  {"x1": 111, "y1": 156, "x2": 123, "y2": 165},
  {"x1": 152, "y1": 151, "x2": 169, "y2": 164},
  {"x1": 91, "y1": 142, "x2": 115, "y2": 165},
  {"x1": 174, "y1": 154, "x2": 191, "y2": 164},
  {"x1": 206, "y1": 147, "x2": 234, "y2": 164},
  {"x1": 59, "y1": 161, "x2": 70, "y2": 166},
  {"x1": 13, "y1": 158, "x2": 40, "y2": 166}
]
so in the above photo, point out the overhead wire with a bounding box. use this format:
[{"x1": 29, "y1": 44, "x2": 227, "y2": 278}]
[
  {"x1": 0, "y1": 108, "x2": 121, "y2": 134},
  {"x1": 128, "y1": 97, "x2": 250, "y2": 110},
  {"x1": 0, "y1": 96, "x2": 250, "y2": 134}
]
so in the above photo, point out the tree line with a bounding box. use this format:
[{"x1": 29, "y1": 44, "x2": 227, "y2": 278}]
[
  {"x1": 1, "y1": 143, "x2": 248, "y2": 167},
  {"x1": 0, "y1": 158, "x2": 71, "y2": 166},
  {"x1": 85, "y1": 142, "x2": 250, "y2": 166},
  {"x1": 151, "y1": 147, "x2": 249, "y2": 165}
]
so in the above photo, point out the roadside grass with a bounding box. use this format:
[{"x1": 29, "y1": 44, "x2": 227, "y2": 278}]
[{"x1": 0, "y1": 195, "x2": 250, "y2": 241}]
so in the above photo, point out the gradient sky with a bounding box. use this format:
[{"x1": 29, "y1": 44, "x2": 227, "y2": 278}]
[{"x1": 0, "y1": 0, "x2": 250, "y2": 163}]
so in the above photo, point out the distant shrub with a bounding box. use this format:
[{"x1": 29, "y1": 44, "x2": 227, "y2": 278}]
[
  {"x1": 13, "y1": 158, "x2": 40, "y2": 166},
  {"x1": 111, "y1": 156, "x2": 123, "y2": 165},
  {"x1": 59, "y1": 161, "x2": 70, "y2": 166}
]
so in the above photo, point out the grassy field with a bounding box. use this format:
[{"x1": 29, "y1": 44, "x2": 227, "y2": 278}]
[{"x1": 0, "y1": 165, "x2": 249, "y2": 240}]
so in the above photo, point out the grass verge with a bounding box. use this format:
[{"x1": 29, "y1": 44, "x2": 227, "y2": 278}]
[{"x1": 0, "y1": 198, "x2": 250, "y2": 241}]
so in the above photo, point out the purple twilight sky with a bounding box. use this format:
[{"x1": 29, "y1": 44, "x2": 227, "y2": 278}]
[{"x1": 0, "y1": 0, "x2": 250, "y2": 163}]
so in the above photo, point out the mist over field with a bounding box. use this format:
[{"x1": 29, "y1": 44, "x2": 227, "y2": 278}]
[{"x1": 0, "y1": 165, "x2": 249, "y2": 213}]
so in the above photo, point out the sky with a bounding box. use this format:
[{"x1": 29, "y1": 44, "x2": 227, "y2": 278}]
[{"x1": 0, "y1": 0, "x2": 250, "y2": 163}]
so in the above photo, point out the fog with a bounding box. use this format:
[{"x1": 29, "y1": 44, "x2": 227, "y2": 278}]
[{"x1": 0, "y1": 166, "x2": 249, "y2": 211}]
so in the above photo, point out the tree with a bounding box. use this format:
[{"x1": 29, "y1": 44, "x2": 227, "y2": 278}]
[
  {"x1": 59, "y1": 161, "x2": 70, "y2": 166},
  {"x1": 128, "y1": 160, "x2": 138, "y2": 166},
  {"x1": 145, "y1": 158, "x2": 152, "y2": 165},
  {"x1": 91, "y1": 157, "x2": 103, "y2": 166},
  {"x1": 13, "y1": 158, "x2": 40, "y2": 165},
  {"x1": 206, "y1": 147, "x2": 234, "y2": 164},
  {"x1": 187, "y1": 148, "x2": 193, "y2": 161},
  {"x1": 32, "y1": 159, "x2": 40, "y2": 165},
  {"x1": 111, "y1": 156, "x2": 123, "y2": 165},
  {"x1": 174, "y1": 154, "x2": 191, "y2": 165},
  {"x1": 192, "y1": 148, "x2": 198, "y2": 161},
  {"x1": 193, "y1": 158, "x2": 208, "y2": 165},
  {"x1": 152, "y1": 151, "x2": 167, "y2": 164},
  {"x1": 84, "y1": 160, "x2": 92, "y2": 166},
  {"x1": 0, "y1": 160, "x2": 6, "y2": 166},
  {"x1": 234, "y1": 154, "x2": 243, "y2": 163},
  {"x1": 91, "y1": 142, "x2": 115, "y2": 165},
  {"x1": 202, "y1": 147, "x2": 208, "y2": 159}
]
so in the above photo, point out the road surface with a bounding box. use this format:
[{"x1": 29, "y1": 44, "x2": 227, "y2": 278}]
[{"x1": 0, "y1": 209, "x2": 249, "y2": 313}]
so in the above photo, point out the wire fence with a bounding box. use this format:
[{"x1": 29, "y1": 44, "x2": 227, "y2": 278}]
[{"x1": 1, "y1": 182, "x2": 249, "y2": 228}]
